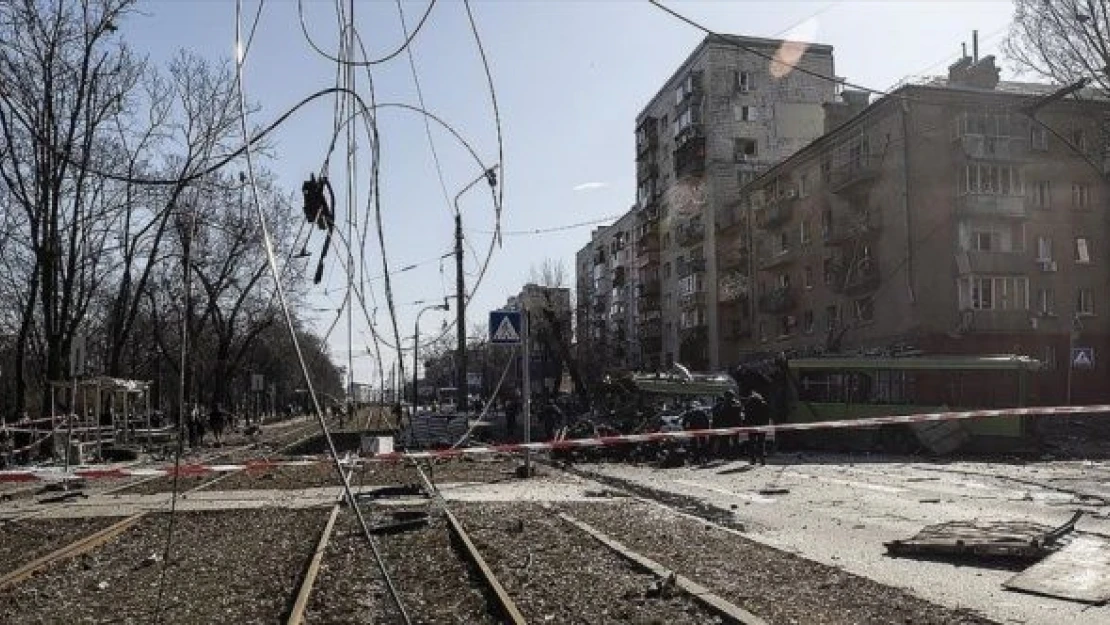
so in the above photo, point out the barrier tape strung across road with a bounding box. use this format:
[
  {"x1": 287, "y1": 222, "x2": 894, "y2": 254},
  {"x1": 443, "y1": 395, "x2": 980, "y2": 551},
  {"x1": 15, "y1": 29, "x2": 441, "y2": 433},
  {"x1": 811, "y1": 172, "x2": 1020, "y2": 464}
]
[{"x1": 2, "y1": 404, "x2": 1109, "y2": 482}]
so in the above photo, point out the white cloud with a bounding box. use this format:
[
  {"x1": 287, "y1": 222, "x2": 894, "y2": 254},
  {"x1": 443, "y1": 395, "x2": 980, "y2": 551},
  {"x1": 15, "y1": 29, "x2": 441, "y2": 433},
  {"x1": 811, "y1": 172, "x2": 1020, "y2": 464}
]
[{"x1": 572, "y1": 181, "x2": 608, "y2": 192}]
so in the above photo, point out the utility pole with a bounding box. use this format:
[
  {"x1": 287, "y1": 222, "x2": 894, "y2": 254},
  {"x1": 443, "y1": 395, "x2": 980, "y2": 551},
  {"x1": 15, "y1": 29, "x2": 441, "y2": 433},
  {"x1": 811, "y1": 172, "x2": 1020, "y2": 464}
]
[
  {"x1": 452, "y1": 165, "x2": 498, "y2": 416},
  {"x1": 455, "y1": 211, "x2": 466, "y2": 415}
]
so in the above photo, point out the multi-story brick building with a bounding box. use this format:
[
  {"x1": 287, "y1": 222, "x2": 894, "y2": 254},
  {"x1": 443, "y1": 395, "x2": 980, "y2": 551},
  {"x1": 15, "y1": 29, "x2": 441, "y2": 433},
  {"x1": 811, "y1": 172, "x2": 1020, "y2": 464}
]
[
  {"x1": 576, "y1": 210, "x2": 639, "y2": 379},
  {"x1": 576, "y1": 33, "x2": 838, "y2": 374},
  {"x1": 738, "y1": 53, "x2": 1110, "y2": 404}
]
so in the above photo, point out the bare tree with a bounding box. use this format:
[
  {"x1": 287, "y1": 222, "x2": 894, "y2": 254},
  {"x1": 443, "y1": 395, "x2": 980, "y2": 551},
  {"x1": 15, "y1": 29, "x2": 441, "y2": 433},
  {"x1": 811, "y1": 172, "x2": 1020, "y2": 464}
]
[
  {"x1": 0, "y1": 0, "x2": 141, "y2": 414},
  {"x1": 1006, "y1": 0, "x2": 1110, "y2": 92}
]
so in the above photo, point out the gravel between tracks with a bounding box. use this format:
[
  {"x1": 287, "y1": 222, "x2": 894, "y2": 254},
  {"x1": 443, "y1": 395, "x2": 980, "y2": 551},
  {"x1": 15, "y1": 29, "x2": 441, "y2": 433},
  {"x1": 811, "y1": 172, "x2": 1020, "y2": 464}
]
[
  {"x1": 304, "y1": 509, "x2": 403, "y2": 624},
  {"x1": 565, "y1": 500, "x2": 996, "y2": 625},
  {"x1": 0, "y1": 516, "x2": 121, "y2": 577},
  {"x1": 0, "y1": 508, "x2": 326, "y2": 624},
  {"x1": 455, "y1": 502, "x2": 723, "y2": 624}
]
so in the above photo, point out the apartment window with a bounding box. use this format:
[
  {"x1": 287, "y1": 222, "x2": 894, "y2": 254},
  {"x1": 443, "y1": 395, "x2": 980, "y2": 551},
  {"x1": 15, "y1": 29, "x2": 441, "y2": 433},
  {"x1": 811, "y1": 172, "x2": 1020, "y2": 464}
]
[
  {"x1": 1036, "y1": 288, "x2": 1055, "y2": 316},
  {"x1": 779, "y1": 231, "x2": 790, "y2": 253},
  {"x1": 778, "y1": 273, "x2": 791, "y2": 289},
  {"x1": 972, "y1": 230, "x2": 997, "y2": 252},
  {"x1": 855, "y1": 297, "x2": 875, "y2": 322},
  {"x1": 1030, "y1": 124, "x2": 1048, "y2": 150},
  {"x1": 799, "y1": 171, "x2": 810, "y2": 198},
  {"x1": 820, "y1": 209, "x2": 832, "y2": 239},
  {"x1": 1072, "y1": 183, "x2": 1090, "y2": 209},
  {"x1": 736, "y1": 70, "x2": 751, "y2": 92},
  {"x1": 738, "y1": 170, "x2": 756, "y2": 188},
  {"x1": 800, "y1": 218, "x2": 811, "y2": 245},
  {"x1": 1036, "y1": 236, "x2": 1053, "y2": 261},
  {"x1": 662, "y1": 232, "x2": 671, "y2": 249},
  {"x1": 663, "y1": 262, "x2": 672, "y2": 279},
  {"x1": 1078, "y1": 287, "x2": 1095, "y2": 316},
  {"x1": 821, "y1": 156, "x2": 831, "y2": 182},
  {"x1": 825, "y1": 304, "x2": 839, "y2": 330},
  {"x1": 1076, "y1": 237, "x2": 1091, "y2": 264},
  {"x1": 778, "y1": 315, "x2": 794, "y2": 337},
  {"x1": 803, "y1": 310, "x2": 815, "y2": 334},
  {"x1": 758, "y1": 320, "x2": 767, "y2": 343},
  {"x1": 961, "y1": 162, "x2": 1023, "y2": 195},
  {"x1": 803, "y1": 266, "x2": 814, "y2": 289},
  {"x1": 1032, "y1": 181, "x2": 1051, "y2": 209},
  {"x1": 737, "y1": 105, "x2": 757, "y2": 122},
  {"x1": 959, "y1": 276, "x2": 1029, "y2": 310},
  {"x1": 734, "y1": 138, "x2": 758, "y2": 162},
  {"x1": 1071, "y1": 129, "x2": 1087, "y2": 152},
  {"x1": 823, "y1": 258, "x2": 834, "y2": 285}
]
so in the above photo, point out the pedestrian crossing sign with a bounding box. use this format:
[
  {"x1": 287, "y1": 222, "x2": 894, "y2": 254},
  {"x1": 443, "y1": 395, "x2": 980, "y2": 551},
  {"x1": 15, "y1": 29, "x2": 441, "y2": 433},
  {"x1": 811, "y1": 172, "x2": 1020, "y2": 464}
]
[
  {"x1": 1072, "y1": 347, "x2": 1095, "y2": 370},
  {"x1": 489, "y1": 310, "x2": 522, "y2": 344}
]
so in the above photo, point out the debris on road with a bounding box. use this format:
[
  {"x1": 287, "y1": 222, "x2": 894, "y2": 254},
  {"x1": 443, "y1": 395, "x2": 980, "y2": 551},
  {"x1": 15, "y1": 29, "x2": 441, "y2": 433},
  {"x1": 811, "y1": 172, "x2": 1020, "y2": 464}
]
[
  {"x1": 886, "y1": 511, "x2": 1083, "y2": 561},
  {"x1": 1004, "y1": 533, "x2": 1110, "y2": 604}
]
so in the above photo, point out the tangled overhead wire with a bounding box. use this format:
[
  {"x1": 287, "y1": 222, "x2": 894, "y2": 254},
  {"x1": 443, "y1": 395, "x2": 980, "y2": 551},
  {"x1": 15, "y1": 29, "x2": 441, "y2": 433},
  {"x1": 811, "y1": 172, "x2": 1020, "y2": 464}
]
[{"x1": 301, "y1": 173, "x2": 338, "y2": 284}]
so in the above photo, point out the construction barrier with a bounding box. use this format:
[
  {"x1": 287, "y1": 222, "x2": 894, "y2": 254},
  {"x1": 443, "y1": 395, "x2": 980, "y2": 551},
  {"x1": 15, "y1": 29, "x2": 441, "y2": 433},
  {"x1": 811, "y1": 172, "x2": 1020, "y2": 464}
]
[{"x1": 2, "y1": 404, "x2": 1109, "y2": 482}]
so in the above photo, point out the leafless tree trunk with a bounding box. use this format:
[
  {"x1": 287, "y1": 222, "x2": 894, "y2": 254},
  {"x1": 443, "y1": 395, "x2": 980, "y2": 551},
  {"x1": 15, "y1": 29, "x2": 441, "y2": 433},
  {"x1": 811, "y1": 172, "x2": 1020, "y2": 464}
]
[{"x1": 1007, "y1": 0, "x2": 1110, "y2": 93}]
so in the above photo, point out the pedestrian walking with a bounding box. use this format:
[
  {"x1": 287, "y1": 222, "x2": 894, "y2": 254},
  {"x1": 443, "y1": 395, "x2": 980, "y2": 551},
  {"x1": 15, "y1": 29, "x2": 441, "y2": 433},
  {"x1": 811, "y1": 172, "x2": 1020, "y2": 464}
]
[
  {"x1": 741, "y1": 384, "x2": 770, "y2": 465},
  {"x1": 209, "y1": 404, "x2": 227, "y2": 447}
]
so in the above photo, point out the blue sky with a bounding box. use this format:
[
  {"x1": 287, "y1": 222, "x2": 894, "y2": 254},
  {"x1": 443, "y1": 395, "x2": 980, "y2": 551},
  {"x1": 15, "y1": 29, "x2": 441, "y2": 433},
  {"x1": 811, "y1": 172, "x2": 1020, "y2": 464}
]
[{"x1": 127, "y1": 0, "x2": 1016, "y2": 386}]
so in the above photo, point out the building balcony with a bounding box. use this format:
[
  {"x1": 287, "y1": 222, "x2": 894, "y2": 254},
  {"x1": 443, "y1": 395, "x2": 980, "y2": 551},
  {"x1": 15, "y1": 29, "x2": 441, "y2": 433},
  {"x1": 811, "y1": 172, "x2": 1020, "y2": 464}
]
[
  {"x1": 833, "y1": 257, "x2": 881, "y2": 296},
  {"x1": 678, "y1": 257, "x2": 707, "y2": 278},
  {"x1": 754, "y1": 196, "x2": 797, "y2": 230},
  {"x1": 636, "y1": 233, "x2": 659, "y2": 257},
  {"x1": 679, "y1": 291, "x2": 707, "y2": 309},
  {"x1": 718, "y1": 246, "x2": 749, "y2": 272},
  {"x1": 758, "y1": 247, "x2": 797, "y2": 271},
  {"x1": 954, "y1": 250, "x2": 1030, "y2": 275},
  {"x1": 673, "y1": 127, "x2": 706, "y2": 178},
  {"x1": 960, "y1": 309, "x2": 1038, "y2": 333},
  {"x1": 824, "y1": 210, "x2": 882, "y2": 244},
  {"x1": 637, "y1": 159, "x2": 659, "y2": 182},
  {"x1": 956, "y1": 134, "x2": 1028, "y2": 162},
  {"x1": 758, "y1": 286, "x2": 797, "y2": 314},
  {"x1": 830, "y1": 154, "x2": 882, "y2": 194},
  {"x1": 636, "y1": 250, "x2": 661, "y2": 268},
  {"x1": 956, "y1": 194, "x2": 1029, "y2": 219},
  {"x1": 676, "y1": 220, "x2": 706, "y2": 247}
]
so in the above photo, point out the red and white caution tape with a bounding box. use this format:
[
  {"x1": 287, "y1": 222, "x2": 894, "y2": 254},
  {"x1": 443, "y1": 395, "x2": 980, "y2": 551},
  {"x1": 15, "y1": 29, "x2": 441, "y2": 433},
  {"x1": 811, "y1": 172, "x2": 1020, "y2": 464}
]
[{"x1": 3, "y1": 404, "x2": 1108, "y2": 482}]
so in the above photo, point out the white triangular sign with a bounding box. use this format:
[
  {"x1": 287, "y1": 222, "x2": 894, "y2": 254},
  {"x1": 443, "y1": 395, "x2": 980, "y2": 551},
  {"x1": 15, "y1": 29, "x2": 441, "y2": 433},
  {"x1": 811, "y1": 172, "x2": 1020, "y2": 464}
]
[
  {"x1": 1074, "y1": 350, "x2": 1092, "y2": 367},
  {"x1": 493, "y1": 317, "x2": 520, "y2": 342}
]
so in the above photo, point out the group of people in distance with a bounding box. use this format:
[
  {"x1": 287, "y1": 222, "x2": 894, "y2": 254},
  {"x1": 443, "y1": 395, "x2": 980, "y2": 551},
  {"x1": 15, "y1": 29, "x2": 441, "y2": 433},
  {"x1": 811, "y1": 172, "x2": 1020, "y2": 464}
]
[{"x1": 683, "y1": 384, "x2": 770, "y2": 466}]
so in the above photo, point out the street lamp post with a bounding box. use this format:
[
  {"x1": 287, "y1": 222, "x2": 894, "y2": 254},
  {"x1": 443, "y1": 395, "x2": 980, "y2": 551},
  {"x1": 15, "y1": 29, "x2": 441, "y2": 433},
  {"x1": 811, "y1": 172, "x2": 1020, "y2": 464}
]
[
  {"x1": 452, "y1": 165, "x2": 499, "y2": 415},
  {"x1": 414, "y1": 302, "x2": 449, "y2": 415}
]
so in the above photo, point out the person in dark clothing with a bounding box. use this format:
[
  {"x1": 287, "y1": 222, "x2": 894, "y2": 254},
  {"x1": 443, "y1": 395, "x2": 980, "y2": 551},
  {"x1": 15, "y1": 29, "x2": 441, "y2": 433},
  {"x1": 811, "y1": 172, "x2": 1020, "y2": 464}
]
[
  {"x1": 681, "y1": 400, "x2": 712, "y2": 464},
  {"x1": 741, "y1": 385, "x2": 771, "y2": 465},
  {"x1": 503, "y1": 395, "x2": 519, "y2": 439},
  {"x1": 539, "y1": 399, "x2": 564, "y2": 441},
  {"x1": 712, "y1": 390, "x2": 743, "y2": 459},
  {"x1": 209, "y1": 404, "x2": 227, "y2": 447}
]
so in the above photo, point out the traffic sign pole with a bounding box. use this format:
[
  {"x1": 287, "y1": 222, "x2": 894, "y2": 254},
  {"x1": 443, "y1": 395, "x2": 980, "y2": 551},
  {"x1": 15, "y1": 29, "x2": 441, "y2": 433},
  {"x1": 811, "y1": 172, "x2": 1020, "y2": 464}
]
[{"x1": 522, "y1": 309, "x2": 531, "y2": 477}]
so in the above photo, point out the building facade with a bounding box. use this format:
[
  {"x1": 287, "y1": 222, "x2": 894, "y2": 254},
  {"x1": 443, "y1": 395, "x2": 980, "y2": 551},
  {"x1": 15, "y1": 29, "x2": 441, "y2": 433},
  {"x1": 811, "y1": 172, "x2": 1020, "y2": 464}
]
[
  {"x1": 738, "y1": 54, "x2": 1110, "y2": 404},
  {"x1": 576, "y1": 34, "x2": 838, "y2": 374}
]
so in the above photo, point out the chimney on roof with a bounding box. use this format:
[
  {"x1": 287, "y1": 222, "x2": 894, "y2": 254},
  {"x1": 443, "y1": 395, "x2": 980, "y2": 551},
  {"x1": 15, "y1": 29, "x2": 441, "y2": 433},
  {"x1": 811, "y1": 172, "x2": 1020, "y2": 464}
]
[
  {"x1": 822, "y1": 89, "x2": 871, "y2": 133},
  {"x1": 948, "y1": 32, "x2": 999, "y2": 90}
]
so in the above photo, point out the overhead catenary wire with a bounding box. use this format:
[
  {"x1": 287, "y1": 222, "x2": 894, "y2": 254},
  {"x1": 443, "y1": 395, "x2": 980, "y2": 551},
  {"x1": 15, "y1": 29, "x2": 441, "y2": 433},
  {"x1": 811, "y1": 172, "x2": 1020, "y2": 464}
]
[
  {"x1": 297, "y1": 0, "x2": 438, "y2": 67},
  {"x1": 231, "y1": 3, "x2": 412, "y2": 622}
]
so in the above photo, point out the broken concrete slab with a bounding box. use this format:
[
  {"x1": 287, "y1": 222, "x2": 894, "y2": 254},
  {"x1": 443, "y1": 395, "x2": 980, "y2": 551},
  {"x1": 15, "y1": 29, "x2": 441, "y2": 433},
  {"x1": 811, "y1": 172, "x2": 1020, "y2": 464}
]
[{"x1": 1005, "y1": 534, "x2": 1110, "y2": 604}]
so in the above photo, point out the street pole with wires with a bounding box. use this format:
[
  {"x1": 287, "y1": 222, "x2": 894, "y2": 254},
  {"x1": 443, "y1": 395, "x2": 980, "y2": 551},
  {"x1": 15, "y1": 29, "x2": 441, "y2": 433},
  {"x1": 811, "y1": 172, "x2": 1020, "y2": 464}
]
[
  {"x1": 453, "y1": 166, "x2": 498, "y2": 416},
  {"x1": 414, "y1": 303, "x2": 449, "y2": 415}
]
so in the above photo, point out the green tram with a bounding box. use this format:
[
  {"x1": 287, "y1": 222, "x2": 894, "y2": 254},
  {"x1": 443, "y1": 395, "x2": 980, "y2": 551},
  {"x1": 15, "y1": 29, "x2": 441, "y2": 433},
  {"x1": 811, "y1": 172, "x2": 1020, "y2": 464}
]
[{"x1": 781, "y1": 354, "x2": 1043, "y2": 453}]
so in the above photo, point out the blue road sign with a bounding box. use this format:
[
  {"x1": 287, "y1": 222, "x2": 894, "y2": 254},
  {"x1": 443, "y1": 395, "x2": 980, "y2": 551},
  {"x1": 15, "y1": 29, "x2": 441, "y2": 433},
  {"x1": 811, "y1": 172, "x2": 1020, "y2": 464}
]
[{"x1": 489, "y1": 310, "x2": 522, "y2": 345}]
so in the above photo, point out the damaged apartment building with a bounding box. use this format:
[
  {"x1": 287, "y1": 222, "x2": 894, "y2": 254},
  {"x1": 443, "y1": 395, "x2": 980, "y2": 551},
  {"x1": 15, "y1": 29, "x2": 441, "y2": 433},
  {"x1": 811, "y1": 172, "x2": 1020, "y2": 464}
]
[
  {"x1": 576, "y1": 34, "x2": 837, "y2": 373},
  {"x1": 741, "y1": 51, "x2": 1110, "y2": 405}
]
